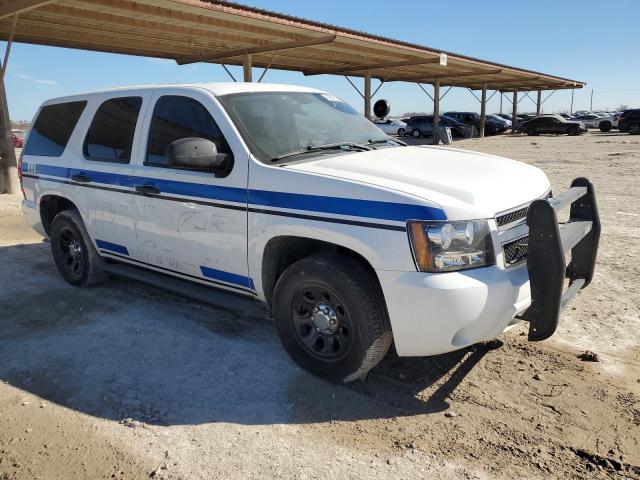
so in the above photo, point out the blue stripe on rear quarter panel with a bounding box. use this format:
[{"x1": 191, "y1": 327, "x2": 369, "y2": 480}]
[
  {"x1": 248, "y1": 189, "x2": 446, "y2": 222},
  {"x1": 199, "y1": 266, "x2": 255, "y2": 290},
  {"x1": 26, "y1": 164, "x2": 447, "y2": 222},
  {"x1": 95, "y1": 239, "x2": 129, "y2": 256}
]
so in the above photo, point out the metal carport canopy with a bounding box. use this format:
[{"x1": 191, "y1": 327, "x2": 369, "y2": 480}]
[
  {"x1": 0, "y1": 0, "x2": 585, "y2": 194},
  {"x1": 0, "y1": 0, "x2": 584, "y2": 91}
]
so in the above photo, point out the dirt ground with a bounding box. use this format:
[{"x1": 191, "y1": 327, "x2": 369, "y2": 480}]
[{"x1": 1, "y1": 132, "x2": 639, "y2": 480}]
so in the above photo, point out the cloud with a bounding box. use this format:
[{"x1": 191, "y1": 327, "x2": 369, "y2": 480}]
[{"x1": 12, "y1": 72, "x2": 58, "y2": 86}]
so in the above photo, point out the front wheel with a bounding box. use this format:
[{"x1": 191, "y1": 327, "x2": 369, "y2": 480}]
[
  {"x1": 397, "y1": 128, "x2": 405, "y2": 136},
  {"x1": 272, "y1": 253, "x2": 392, "y2": 383},
  {"x1": 629, "y1": 123, "x2": 640, "y2": 135},
  {"x1": 568, "y1": 126, "x2": 581, "y2": 136},
  {"x1": 599, "y1": 121, "x2": 612, "y2": 132},
  {"x1": 411, "y1": 129, "x2": 421, "y2": 138}
]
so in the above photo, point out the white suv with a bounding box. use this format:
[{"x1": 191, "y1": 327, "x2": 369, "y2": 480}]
[{"x1": 20, "y1": 83, "x2": 600, "y2": 382}]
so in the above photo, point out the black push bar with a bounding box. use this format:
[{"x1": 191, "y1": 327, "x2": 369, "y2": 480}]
[{"x1": 518, "y1": 177, "x2": 601, "y2": 341}]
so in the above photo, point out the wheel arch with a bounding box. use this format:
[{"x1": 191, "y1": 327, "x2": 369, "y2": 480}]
[
  {"x1": 39, "y1": 194, "x2": 79, "y2": 235},
  {"x1": 261, "y1": 235, "x2": 382, "y2": 307}
]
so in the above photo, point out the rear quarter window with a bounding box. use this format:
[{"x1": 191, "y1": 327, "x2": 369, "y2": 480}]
[{"x1": 23, "y1": 101, "x2": 87, "y2": 157}]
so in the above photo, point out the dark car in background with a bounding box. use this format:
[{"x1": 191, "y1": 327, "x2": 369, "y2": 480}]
[
  {"x1": 404, "y1": 115, "x2": 466, "y2": 138},
  {"x1": 520, "y1": 114, "x2": 587, "y2": 136},
  {"x1": 443, "y1": 111, "x2": 502, "y2": 135},
  {"x1": 617, "y1": 109, "x2": 640, "y2": 134}
]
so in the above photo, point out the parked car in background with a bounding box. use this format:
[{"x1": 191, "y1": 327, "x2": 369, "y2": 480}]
[
  {"x1": 443, "y1": 111, "x2": 502, "y2": 135},
  {"x1": 571, "y1": 114, "x2": 600, "y2": 128},
  {"x1": 404, "y1": 115, "x2": 466, "y2": 138},
  {"x1": 496, "y1": 113, "x2": 512, "y2": 121},
  {"x1": 373, "y1": 118, "x2": 406, "y2": 136},
  {"x1": 521, "y1": 114, "x2": 587, "y2": 136},
  {"x1": 592, "y1": 114, "x2": 618, "y2": 132},
  {"x1": 487, "y1": 114, "x2": 511, "y2": 131},
  {"x1": 11, "y1": 131, "x2": 24, "y2": 148},
  {"x1": 617, "y1": 109, "x2": 640, "y2": 135}
]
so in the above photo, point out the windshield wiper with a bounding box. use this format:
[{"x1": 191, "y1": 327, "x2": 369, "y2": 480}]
[
  {"x1": 270, "y1": 142, "x2": 371, "y2": 162},
  {"x1": 362, "y1": 138, "x2": 407, "y2": 147}
]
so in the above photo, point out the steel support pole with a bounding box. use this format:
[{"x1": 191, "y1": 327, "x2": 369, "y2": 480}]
[
  {"x1": 364, "y1": 70, "x2": 371, "y2": 119},
  {"x1": 479, "y1": 83, "x2": 487, "y2": 139},
  {"x1": 0, "y1": 14, "x2": 19, "y2": 194},
  {"x1": 500, "y1": 93, "x2": 503, "y2": 114},
  {"x1": 432, "y1": 79, "x2": 440, "y2": 145},
  {"x1": 242, "y1": 54, "x2": 252, "y2": 82},
  {"x1": 511, "y1": 90, "x2": 518, "y2": 134},
  {"x1": 536, "y1": 90, "x2": 542, "y2": 116},
  {"x1": 570, "y1": 88, "x2": 574, "y2": 115}
]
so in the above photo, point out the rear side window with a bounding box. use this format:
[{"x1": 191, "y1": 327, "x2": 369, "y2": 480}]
[
  {"x1": 84, "y1": 96, "x2": 142, "y2": 163},
  {"x1": 145, "y1": 95, "x2": 231, "y2": 167},
  {"x1": 23, "y1": 101, "x2": 86, "y2": 157}
]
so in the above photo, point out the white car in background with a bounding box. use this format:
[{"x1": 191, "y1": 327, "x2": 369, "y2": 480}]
[
  {"x1": 373, "y1": 118, "x2": 406, "y2": 136},
  {"x1": 571, "y1": 114, "x2": 601, "y2": 128},
  {"x1": 592, "y1": 114, "x2": 619, "y2": 132}
]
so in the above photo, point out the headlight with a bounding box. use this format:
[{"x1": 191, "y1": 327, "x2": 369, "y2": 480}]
[{"x1": 408, "y1": 219, "x2": 495, "y2": 272}]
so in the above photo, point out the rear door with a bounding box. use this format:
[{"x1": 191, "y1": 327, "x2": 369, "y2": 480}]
[
  {"x1": 130, "y1": 88, "x2": 252, "y2": 295},
  {"x1": 66, "y1": 92, "x2": 148, "y2": 256}
]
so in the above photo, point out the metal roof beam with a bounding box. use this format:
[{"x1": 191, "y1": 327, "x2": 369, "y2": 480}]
[
  {"x1": 303, "y1": 57, "x2": 441, "y2": 76},
  {"x1": 0, "y1": 0, "x2": 55, "y2": 19},
  {"x1": 176, "y1": 34, "x2": 336, "y2": 65}
]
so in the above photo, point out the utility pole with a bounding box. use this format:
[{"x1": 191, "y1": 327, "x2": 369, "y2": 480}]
[
  {"x1": 570, "y1": 88, "x2": 575, "y2": 115},
  {"x1": 590, "y1": 89, "x2": 594, "y2": 112}
]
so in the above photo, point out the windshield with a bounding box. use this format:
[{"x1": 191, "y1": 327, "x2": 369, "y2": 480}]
[{"x1": 217, "y1": 91, "x2": 391, "y2": 162}]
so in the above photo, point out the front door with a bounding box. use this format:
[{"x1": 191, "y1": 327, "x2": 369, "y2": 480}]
[{"x1": 130, "y1": 88, "x2": 252, "y2": 295}]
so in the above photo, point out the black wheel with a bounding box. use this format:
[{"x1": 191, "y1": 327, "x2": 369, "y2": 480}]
[
  {"x1": 568, "y1": 126, "x2": 581, "y2": 136},
  {"x1": 629, "y1": 123, "x2": 640, "y2": 135},
  {"x1": 272, "y1": 253, "x2": 392, "y2": 383},
  {"x1": 411, "y1": 129, "x2": 421, "y2": 138},
  {"x1": 50, "y1": 209, "x2": 109, "y2": 287},
  {"x1": 599, "y1": 121, "x2": 612, "y2": 132},
  {"x1": 397, "y1": 128, "x2": 405, "y2": 136},
  {"x1": 526, "y1": 127, "x2": 537, "y2": 136}
]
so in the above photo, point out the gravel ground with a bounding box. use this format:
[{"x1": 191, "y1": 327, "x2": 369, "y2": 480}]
[{"x1": 1, "y1": 133, "x2": 639, "y2": 480}]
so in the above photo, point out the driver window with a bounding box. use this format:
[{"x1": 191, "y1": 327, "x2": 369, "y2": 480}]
[{"x1": 145, "y1": 95, "x2": 231, "y2": 167}]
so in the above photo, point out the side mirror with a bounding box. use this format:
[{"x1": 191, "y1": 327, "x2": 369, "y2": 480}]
[{"x1": 167, "y1": 137, "x2": 233, "y2": 177}]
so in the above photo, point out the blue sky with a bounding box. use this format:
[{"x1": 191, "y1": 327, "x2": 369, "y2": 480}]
[{"x1": 6, "y1": 0, "x2": 640, "y2": 121}]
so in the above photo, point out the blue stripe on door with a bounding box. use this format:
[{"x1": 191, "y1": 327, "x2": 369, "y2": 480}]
[
  {"x1": 28, "y1": 164, "x2": 447, "y2": 222},
  {"x1": 200, "y1": 266, "x2": 255, "y2": 290},
  {"x1": 95, "y1": 239, "x2": 129, "y2": 256}
]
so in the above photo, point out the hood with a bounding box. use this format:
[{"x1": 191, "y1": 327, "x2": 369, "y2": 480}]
[{"x1": 284, "y1": 145, "x2": 550, "y2": 220}]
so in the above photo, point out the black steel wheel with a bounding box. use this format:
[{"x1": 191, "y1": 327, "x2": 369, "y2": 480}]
[
  {"x1": 272, "y1": 253, "x2": 392, "y2": 383},
  {"x1": 599, "y1": 121, "x2": 612, "y2": 132},
  {"x1": 57, "y1": 226, "x2": 84, "y2": 277},
  {"x1": 50, "y1": 209, "x2": 108, "y2": 287},
  {"x1": 290, "y1": 283, "x2": 354, "y2": 361},
  {"x1": 629, "y1": 123, "x2": 640, "y2": 135}
]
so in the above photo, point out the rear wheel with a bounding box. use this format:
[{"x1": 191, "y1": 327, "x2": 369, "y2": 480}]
[
  {"x1": 526, "y1": 127, "x2": 537, "y2": 136},
  {"x1": 50, "y1": 210, "x2": 109, "y2": 287},
  {"x1": 411, "y1": 129, "x2": 421, "y2": 138},
  {"x1": 599, "y1": 121, "x2": 612, "y2": 132},
  {"x1": 397, "y1": 128, "x2": 405, "y2": 136},
  {"x1": 272, "y1": 253, "x2": 392, "y2": 383},
  {"x1": 629, "y1": 123, "x2": 640, "y2": 135}
]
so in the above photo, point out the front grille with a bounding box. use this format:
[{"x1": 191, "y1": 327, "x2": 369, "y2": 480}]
[
  {"x1": 496, "y1": 206, "x2": 529, "y2": 229},
  {"x1": 503, "y1": 236, "x2": 529, "y2": 266}
]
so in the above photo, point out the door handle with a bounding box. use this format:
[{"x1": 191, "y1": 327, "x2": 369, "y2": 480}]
[
  {"x1": 135, "y1": 183, "x2": 161, "y2": 195},
  {"x1": 71, "y1": 173, "x2": 91, "y2": 183}
]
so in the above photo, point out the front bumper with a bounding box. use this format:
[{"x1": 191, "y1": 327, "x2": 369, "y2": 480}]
[{"x1": 378, "y1": 177, "x2": 600, "y2": 357}]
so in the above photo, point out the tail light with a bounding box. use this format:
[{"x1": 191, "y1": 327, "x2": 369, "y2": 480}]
[{"x1": 17, "y1": 151, "x2": 25, "y2": 199}]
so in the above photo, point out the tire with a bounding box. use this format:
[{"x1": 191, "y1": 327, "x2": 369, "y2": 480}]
[
  {"x1": 526, "y1": 127, "x2": 538, "y2": 136},
  {"x1": 599, "y1": 121, "x2": 612, "y2": 132},
  {"x1": 629, "y1": 123, "x2": 640, "y2": 135},
  {"x1": 272, "y1": 253, "x2": 392, "y2": 383},
  {"x1": 50, "y1": 209, "x2": 109, "y2": 287},
  {"x1": 568, "y1": 126, "x2": 581, "y2": 136},
  {"x1": 411, "y1": 129, "x2": 421, "y2": 138},
  {"x1": 397, "y1": 128, "x2": 405, "y2": 136}
]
